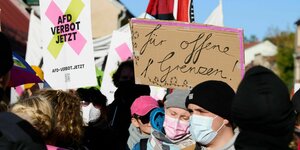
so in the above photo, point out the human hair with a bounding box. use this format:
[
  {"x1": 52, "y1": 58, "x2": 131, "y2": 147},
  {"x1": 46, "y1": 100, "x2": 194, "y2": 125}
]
[
  {"x1": 295, "y1": 114, "x2": 300, "y2": 126},
  {"x1": 112, "y1": 59, "x2": 134, "y2": 87},
  {"x1": 19, "y1": 89, "x2": 31, "y2": 100},
  {"x1": 76, "y1": 87, "x2": 107, "y2": 106},
  {"x1": 10, "y1": 96, "x2": 53, "y2": 139},
  {"x1": 0, "y1": 100, "x2": 8, "y2": 112},
  {"x1": 33, "y1": 89, "x2": 83, "y2": 146}
]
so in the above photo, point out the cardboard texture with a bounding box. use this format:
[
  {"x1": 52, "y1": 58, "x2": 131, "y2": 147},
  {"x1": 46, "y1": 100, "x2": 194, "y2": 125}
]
[{"x1": 130, "y1": 18, "x2": 244, "y2": 90}]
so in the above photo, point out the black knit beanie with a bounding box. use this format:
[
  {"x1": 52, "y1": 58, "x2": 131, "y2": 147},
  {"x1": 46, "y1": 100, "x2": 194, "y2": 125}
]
[
  {"x1": 292, "y1": 89, "x2": 300, "y2": 114},
  {"x1": 185, "y1": 80, "x2": 235, "y2": 124},
  {"x1": 232, "y1": 66, "x2": 295, "y2": 137},
  {"x1": 0, "y1": 32, "x2": 13, "y2": 77}
]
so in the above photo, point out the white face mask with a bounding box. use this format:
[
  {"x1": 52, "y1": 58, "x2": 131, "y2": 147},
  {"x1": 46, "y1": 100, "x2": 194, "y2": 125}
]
[
  {"x1": 189, "y1": 115, "x2": 225, "y2": 145},
  {"x1": 81, "y1": 103, "x2": 101, "y2": 125}
]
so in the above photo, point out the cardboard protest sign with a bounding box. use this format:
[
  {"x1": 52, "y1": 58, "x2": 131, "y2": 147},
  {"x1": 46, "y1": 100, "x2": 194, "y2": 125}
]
[
  {"x1": 130, "y1": 19, "x2": 244, "y2": 90},
  {"x1": 40, "y1": 0, "x2": 97, "y2": 89}
]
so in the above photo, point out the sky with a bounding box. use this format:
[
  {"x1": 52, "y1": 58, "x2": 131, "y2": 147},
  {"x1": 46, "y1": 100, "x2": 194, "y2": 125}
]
[{"x1": 119, "y1": 0, "x2": 300, "y2": 41}]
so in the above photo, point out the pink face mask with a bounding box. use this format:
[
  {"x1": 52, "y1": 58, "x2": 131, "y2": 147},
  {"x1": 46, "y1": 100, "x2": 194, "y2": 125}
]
[{"x1": 163, "y1": 115, "x2": 190, "y2": 140}]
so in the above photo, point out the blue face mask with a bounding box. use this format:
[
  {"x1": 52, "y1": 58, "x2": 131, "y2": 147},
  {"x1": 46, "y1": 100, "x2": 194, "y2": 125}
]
[{"x1": 189, "y1": 115, "x2": 224, "y2": 145}]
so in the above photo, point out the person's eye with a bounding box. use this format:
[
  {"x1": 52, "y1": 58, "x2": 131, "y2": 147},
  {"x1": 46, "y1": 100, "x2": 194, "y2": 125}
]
[
  {"x1": 179, "y1": 114, "x2": 190, "y2": 121},
  {"x1": 182, "y1": 116, "x2": 190, "y2": 121},
  {"x1": 171, "y1": 112, "x2": 177, "y2": 116}
]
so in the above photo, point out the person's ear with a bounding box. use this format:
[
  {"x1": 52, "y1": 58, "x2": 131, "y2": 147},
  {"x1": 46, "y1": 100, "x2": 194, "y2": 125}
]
[
  {"x1": 224, "y1": 119, "x2": 230, "y2": 126},
  {"x1": 132, "y1": 118, "x2": 140, "y2": 128}
]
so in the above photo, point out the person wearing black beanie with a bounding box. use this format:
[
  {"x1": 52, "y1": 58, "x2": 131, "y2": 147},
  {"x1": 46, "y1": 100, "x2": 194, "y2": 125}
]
[
  {"x1": 292, "y1": 89, "x2": 300, "y2": 149},
  {"x1": 185, "y1": 80, "x2": 238, "y2": 150},
  {"x1": 0, "y1": 32, "x2": 13, "y2": 111},
  {"x1": 0, "y1": 32, "x2": 13, "y2": 79},
  {"x1": 232, "y1": 66, "x2": 295, "y2": 150},
  {"x1": 292, "y1": 89, "x2": 300, "y2": 115}
]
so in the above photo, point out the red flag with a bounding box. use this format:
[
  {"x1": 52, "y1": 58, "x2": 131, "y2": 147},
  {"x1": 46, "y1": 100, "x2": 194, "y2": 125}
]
[
  {"x1": 176, "y1": 0, "x2": 194, "y2": 22},
  {"x1": 146, "y1": 0, "x2": 195, "y2": 22},
  {"x1": 146, "y1": 0, "x2": 175, "y2": 20}
]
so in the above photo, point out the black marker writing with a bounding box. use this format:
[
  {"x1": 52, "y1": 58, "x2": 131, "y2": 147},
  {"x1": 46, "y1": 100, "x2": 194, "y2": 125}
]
[
  {"x1": 141, "y1": 58, "x2": 154, "y2": 78},
  {"x1": 140, "y1": 24, "x2": 166, "y2": 55},
  {"x1": 180, "y1": 33, "x2": 230, "y2": 64},
  {"x1": 157, "y1": 51, "x2": 227, "y2": 82}
]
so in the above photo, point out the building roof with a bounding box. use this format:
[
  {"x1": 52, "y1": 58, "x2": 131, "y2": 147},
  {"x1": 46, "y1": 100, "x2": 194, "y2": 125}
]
[
  {"x1": 244, "y1": 40, "x2": 277, "y2": 66},
  {"x1": 244, "y1": 41, "x2": 260, "y2": 49},
  {"x1": 0, "y1": 0, "x2": 29, "y2": 54},
  {"x1": 0, "y1": 0, "x2": 29, "y2": 32}
]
